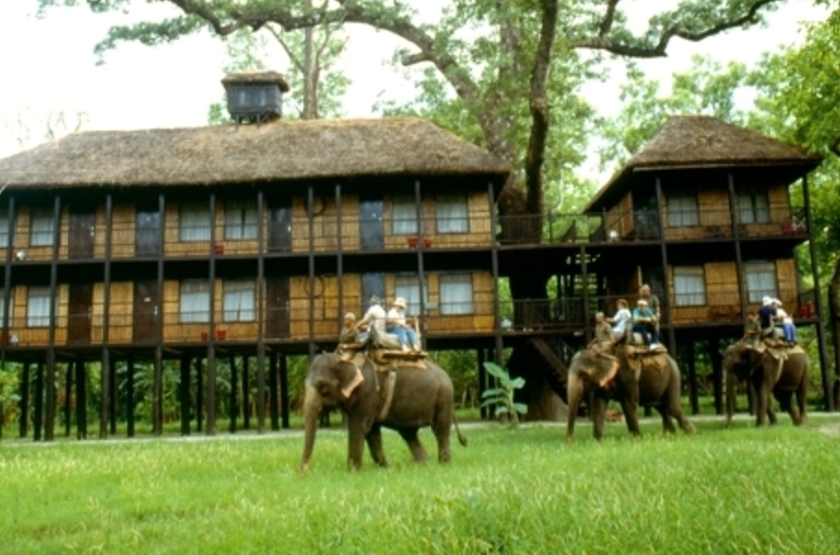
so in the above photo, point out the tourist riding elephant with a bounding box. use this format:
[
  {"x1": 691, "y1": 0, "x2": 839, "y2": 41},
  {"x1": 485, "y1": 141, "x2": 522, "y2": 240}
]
[
  {"x1": 721, "y1": 342, "x2": 809, "y2": 427},
  {"x1": 566, "y1": 348, "x2": 695, "y2": 442},
  {"x1": 300, "y1": 353, "x2": 466, "y2": 472}
]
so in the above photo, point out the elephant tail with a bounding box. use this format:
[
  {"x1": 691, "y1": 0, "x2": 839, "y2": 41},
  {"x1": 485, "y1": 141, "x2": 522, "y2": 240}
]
[{"x1": 453, "y1": 411, "x2": 468, "y2": 447}]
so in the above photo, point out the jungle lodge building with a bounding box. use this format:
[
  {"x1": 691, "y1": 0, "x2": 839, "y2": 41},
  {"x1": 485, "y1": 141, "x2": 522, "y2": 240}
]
[{"x1": 0, "y1": 72, "x2": 832, "y2": 440}]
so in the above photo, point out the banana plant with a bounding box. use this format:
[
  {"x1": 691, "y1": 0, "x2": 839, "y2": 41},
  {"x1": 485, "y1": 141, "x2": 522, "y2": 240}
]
[{"x1": 480, "y1": 362, "x2": 527, "y2": 426}]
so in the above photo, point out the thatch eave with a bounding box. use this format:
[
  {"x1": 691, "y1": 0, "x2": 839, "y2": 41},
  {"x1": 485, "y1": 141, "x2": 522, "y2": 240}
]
[
  {"x1": 0, "y1": 118, "x2": 511, "y2": 190},
  {"x1": 585, "y1": 115, "x2": 823, "y2": 212}
]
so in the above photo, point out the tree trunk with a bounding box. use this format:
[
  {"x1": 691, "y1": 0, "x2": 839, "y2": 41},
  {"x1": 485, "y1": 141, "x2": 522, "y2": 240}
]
[
  {"x1": 829, "y1": 260, "x2": 840, "y2": 401},
  {"x1": 301, "y1": 24, "x2": 318, "y2": 120}
]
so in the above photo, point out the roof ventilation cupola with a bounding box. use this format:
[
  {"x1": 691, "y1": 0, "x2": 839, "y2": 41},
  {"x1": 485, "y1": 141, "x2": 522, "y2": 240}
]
[{"x1": 222, "y1": 70, "x2": 291, "y2": 125}]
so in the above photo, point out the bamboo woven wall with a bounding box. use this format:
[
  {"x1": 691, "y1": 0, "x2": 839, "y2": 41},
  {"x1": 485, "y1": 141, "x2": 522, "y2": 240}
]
[
  {"x1": 605, "y1": 192, "x2": 634, "y2": 239},
  {"x1": 668, "y1": 258, "x2": 799, "y2": 324},
  {"x1": 110, "y1": 203, "x2": 135, "y2": 259}
]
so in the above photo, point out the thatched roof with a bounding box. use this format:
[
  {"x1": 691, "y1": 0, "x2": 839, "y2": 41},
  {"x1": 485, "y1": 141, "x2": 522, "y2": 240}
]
[
  {"x1": 222, "y1": 70, "x2": 290, "y2": 92},
  {"x1": 0, "y1": 118, "x2": 510, "y2": 188},
  {"x1": 586, "y1": 115, "x2": 821, "y2": 211}
]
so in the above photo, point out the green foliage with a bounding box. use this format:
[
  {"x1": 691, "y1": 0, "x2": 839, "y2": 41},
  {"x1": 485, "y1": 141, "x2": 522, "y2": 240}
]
[
  {"x1": 598, "y1": 55, "x2": 751, "y2": 170},
  {"x1": 0, "y1": 364, "x2": 21, "y2": 438},
  {"x1": 2, "y1": 419, "x2": 840, "y2": 553},
  {"x1": 480, "y1": 361, "x2": 526, "y2": 425}
]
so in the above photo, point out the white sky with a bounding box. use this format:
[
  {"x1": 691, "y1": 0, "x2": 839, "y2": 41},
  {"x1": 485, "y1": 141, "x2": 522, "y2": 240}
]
[{"x1": 0, "y1": 0, "x2": 828, "y2": 181}]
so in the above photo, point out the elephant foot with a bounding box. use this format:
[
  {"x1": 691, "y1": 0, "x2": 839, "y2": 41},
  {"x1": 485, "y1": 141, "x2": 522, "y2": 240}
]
[{"x1": 299, "y1": 461, "x2": 310, "y2": 476}]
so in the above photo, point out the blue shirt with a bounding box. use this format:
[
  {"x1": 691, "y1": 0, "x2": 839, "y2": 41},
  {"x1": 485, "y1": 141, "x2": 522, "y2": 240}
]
[
  {"x1": 632, "y1": 307, "x2": 655, "y2": 331},
  {"x1": 758, "y1": 305, "x2": 777, "y2": 329}
]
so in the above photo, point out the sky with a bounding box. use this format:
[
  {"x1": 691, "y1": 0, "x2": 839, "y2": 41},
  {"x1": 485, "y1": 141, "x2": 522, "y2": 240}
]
[{"x1": 0, "y1": 0, "x2": 829, "y2": 180}]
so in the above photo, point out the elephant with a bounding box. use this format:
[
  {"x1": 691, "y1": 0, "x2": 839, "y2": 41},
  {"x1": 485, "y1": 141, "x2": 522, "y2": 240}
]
[
  {"x1": 300, "y1": 352, "x2": 466, "y2": 472},
  {"x1": 721, "y1": 342, "x2": 809, "y2": 427},
  {"x1": 565, "y1": 348, "x2": 695, "y2": 442}
]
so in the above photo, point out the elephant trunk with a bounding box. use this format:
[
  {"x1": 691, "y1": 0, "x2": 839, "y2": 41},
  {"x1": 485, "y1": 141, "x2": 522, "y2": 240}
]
[
  {"x1": 566, "y1": 372, "x2": 585, "y2": 443},
  {"x1": 300, "y1": 384, "x2": 322, "y2": 474}
]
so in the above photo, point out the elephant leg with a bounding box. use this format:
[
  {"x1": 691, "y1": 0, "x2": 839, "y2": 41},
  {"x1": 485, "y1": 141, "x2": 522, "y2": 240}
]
[
  {"x1": 347, "y1": 418, "x2": 367, "y2": 469},
  {"x1": 775, "y1": 389, "x2": 795, "y2": 424},
  {"x1": 432, "y1": 414, "x2": 453, "y2": 464},
  {"x1": 754, "y1": 380, "x2": 770, "y2": 427},
  {"x1": 656, "y1": 405, "x2": 676, "y2": 434},
  {"x1": 724, "y1": 371, "x2": 737, "y2": 428},
  {"x1": 796, "y1": 379, "x2": 808, "y2": 427},
  {"x1": 365, "y1": 425, "x2": 388, "y2": 467},
  {"x1": 591, "y1": 395, "x2": 607, "y2": 441},
  {"x1": 397, "y1": 428, "x2": 428, "y2": 463},
  {"x1": 619, "y1": 395, "x2": 642, "y2": 437}
]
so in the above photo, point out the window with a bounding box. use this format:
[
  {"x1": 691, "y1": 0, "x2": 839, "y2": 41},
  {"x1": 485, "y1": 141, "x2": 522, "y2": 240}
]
[
  {"x1": 745, "y1": 262, "x2": 777, "y2": 303},
  {"x1": 392, "y1": 196, "x2": 419, "y2": 235},
  {"x1": 737, "y1": 191, "x2": 770, "y2": 224},
  {"x1": 180, "y1": 203, "x2": 212, "y2": 242},
  {"x1": 666, "y1": 193, "x2": 698, "y2": 227},
  {"x1": 27, "y1": 287, "x2": 51, "y2": 327},
  {"x1": 394, "y1": 275, "x2": 427, "y2": 315},
  {"x1": 440, "y1": 274, "x2": 474, "y2": 314},
  {"x1": 436, "y1": 194, "x2": 469, "y2": 233},
  {"x1": 180, "y1": 281, "x2": 210, "y2": 323},
  {"x1": 673, "y1": 267, "x2": 706, "y2": 306},
  {"x1": 30, "y1": 208, "x2": 55, "y2": 246},
  {"x1": 225, "y1": 200, "x2": 258, "y2": 240},
  {"x1": 0, "y1": 214, "x2": 8, "y2": 248},
  {"x1": 223, "y1": 281, "x2": 255, "y2": 322}
]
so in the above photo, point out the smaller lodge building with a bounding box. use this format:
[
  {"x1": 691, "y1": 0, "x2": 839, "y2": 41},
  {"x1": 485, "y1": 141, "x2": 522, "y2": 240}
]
[{"x1": 0, "y1": 71, "x2": 832, "y2": 440}]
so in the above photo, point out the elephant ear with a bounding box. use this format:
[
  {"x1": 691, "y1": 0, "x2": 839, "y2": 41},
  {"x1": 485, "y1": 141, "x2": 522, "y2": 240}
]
[
  {"x1": 337, "y1": 359, "x2": 364, "y2": 399},
  {"x1": 591, "y1": 353, "x2": 620, "y2": 388}
]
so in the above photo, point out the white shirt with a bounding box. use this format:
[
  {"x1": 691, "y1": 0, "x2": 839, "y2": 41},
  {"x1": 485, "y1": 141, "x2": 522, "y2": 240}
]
[
  {"x1": 387, "y1": 307, "x2": 407, "y2": 327},
  {"x1": 611, "y1": 308, "x2": 631, "y2": 335},
  {"x1": 361, "y1": 304, "x2": 387, "y2": 333}
]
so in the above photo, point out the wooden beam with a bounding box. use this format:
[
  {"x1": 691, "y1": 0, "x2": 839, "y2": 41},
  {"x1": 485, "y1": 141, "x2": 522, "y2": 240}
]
[
  {"x1": 280, "y1": 353, "x2": 290, "y2": 429},
  {"x1": 256, "y1": 191, "x2": 266, "y2": 433},
  {"x1": 270, "y1": 350, "x2": 279, "y2": 431},
  {"x1": 19, "y1": 361, "x2": 30, "y2": 438},
  {"x1": 126, "y1": 354, "x2": 135, "y2": 438}
]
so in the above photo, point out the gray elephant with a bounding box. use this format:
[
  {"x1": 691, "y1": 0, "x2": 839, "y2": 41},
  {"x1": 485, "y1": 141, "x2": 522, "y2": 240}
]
[
  {"x1": 722, "y1": 342, "x2": 809, "y2": 427},
  {"x1": 566, "y1": 348, "x2": 695, "y2": 442},
  {"x1": 300, "y1": 353, "x2": 466, "y2": 472}
]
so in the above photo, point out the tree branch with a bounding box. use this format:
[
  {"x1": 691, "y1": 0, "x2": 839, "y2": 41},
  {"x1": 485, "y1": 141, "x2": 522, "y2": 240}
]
[
  {"x1": 265, "y1": 24, "x2": 305, "y2": 74},
  {"x1": 598, "y1": 0, "x2": 622, "y2": 38},
  {"x1": 574, "y1": 0, "x2": 781, "y2": 58}
]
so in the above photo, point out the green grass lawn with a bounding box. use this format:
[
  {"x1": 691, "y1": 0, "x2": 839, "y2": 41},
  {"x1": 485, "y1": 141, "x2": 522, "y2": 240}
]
[{"x1": 2, "y1": 415, "x2": 839, "y2": 554}]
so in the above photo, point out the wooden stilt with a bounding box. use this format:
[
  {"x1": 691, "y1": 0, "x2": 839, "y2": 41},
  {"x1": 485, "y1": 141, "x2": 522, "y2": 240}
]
[
  {"x1": 269, "y1": 350, "x2": 279, "y2": 431},
  {"x1": 229, "y1": 354, "x2": 237, "y2": 434},
  {"x1": 19, "y1": 362, "x2": 30, "y2": 438},
  {"x1": 33, "y1": 361, "x2": 44, "y2": 442},
  {"x1": 76, "y1": 357, "x2": 87, "y2": 440},
  {"x1": 126, "y1": 355, "x2": 135, "y2": 438},
  {"x1": 108, "y1": 358, "x2": 117, "y2": 435},
  {"x1": 196, "y1": 357, "x2": 203, "y2": 433},
  {"x1": 180, "y1": 354, "x2": 191, "y2": 436},
  {"x1": 64, "y1": 363, "x2": 73, "y2": 438},
  {"x1": 242, "y1": 356, "x2": 250, "y2": 430},
  {"x1": 280, "y1": 354, "x2": 290, "y2": 429}
]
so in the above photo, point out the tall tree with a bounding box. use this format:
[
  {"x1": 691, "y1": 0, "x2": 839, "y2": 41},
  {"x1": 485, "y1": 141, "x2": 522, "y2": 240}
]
[{"x1": 38, "y1": 0, "x2": 788, "y2": 419}]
